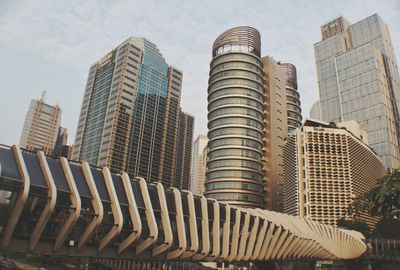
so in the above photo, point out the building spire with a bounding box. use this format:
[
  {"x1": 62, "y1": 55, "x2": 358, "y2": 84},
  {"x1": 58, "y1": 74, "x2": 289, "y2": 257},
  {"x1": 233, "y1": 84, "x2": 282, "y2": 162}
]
[{"x1": 40, "y1": 90, "x2": 46, "y2": 101}]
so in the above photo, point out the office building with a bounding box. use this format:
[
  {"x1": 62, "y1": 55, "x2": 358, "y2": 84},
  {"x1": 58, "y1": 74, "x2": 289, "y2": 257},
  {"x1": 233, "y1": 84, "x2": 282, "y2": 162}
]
[
  {"x1": 205, "y1": 27, "x2": 266, "y2": 208},
  {"x1": 191, "y1": 135, "x2": 208, "y2": 195},
  {"x1": 283, "y1": 119, "x2": 386, "y2": 227},
  {"x1": 280, "y1": 63, "x2": 302, "y2": 133},
  {"x1": 173, "y1": 112, "x2": 194, "y2": 190},
  {"x1": 204, "y1": 26, "x2": 300, "y2": 209},
  {"x1": 52, "y1": 126, "x2": 69, "y2": 157},
  {"x1": 20, "y1": 95, "x2": 61, "y2": 155},
  {"x1": 72, "y1": 37, "x2": 193, "y2": 185},
  {"x1": 310, "y1": 101, "x2": 321, "y2": 120},
  {"x1": 263, "y1": 56, "x2": 288, "y2": 211},
  {"x1": 313, "y1": 14, "x2": 400, "y2": 170}
]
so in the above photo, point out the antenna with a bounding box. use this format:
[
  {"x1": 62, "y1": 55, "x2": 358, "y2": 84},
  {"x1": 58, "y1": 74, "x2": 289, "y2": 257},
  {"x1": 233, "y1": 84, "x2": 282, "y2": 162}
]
[{"x1": 41, "y1": 90, "x2": 46, "y2": 101}]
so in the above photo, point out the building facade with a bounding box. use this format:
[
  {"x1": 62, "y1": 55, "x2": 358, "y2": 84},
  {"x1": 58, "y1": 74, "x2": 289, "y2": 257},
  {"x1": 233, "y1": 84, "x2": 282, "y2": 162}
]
[
  {"x1": 263, "y1": 56, "x2": 288, "y2": 211},
  {"x1": 313, "y1": 14, "x2": 400, "y2": 170},
  {"x1": 20, "y1": 96, "x2": 61, "y2": 155},
  {"x1": 173, "y1": 111, "x2": 194, "y2": 190},
  {"x1": 283, "y1": 119, "x2": 386, "y2": 227},
  {"x1": 280, "y1": 63, "x2": 302, "y2": 133},
  {"x1": 191, "y1": 135, "x2": 209, "y2": 195},
  {"x1": 72, "y1": 37, "x2": 193, "y2": 186},
  {"x1": 205, "y1": 27, "x2": 266, "y2": 208},
  {"x1": 204, "y1": 27, "x2": 300, "y2": 209},
  {"x1": 310, "y1": 101, "x2": 321, "y2": 120},
  {"x1": 52, "y1": 126, "x2": 69, "y2": 157}
]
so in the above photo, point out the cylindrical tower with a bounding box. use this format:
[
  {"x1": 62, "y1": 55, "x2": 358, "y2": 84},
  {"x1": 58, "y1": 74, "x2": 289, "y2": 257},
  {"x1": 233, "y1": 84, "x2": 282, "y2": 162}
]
[
  {"x1": 280, "y1": 63, "x2": 302, "y2": 132},
  {"x1": 204, "y1": 26, "x2": 265, "y2": 208}
]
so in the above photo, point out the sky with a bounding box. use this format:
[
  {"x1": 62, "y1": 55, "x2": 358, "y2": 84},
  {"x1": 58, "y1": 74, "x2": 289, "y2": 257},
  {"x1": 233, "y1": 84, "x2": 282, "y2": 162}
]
[{"x1": 0, "y1": 0, "x2": 399, "y2": 146}]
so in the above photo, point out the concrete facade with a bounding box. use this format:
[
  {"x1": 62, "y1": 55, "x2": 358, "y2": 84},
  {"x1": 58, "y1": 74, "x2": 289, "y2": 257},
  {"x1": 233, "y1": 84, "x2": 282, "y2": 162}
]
[
  {"x1": 205, "y1": 27, "x2": 301, "y2": 210},
  {"x1": 191, "y1": 135, "x2": 208, "y2": 195},
  {"x1": 20, "y1": 96, "x2": 61, "y2": 155},
  {"x1": 283, "y1": 119, "x2": 386, "y2": 227}
]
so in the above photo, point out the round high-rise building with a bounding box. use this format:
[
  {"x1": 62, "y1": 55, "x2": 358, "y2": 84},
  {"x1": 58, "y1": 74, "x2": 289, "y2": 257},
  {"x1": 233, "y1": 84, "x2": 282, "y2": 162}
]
[
  {"x1": 204, "y1": 26, "x2": 265, "y2": 208},
  {"x1": 280, "y1": 63, "x2": 302, "y2": 132}
]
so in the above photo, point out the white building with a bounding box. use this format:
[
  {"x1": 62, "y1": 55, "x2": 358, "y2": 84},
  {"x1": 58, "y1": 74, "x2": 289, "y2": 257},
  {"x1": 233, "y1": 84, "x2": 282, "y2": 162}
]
[
  {"x1": 190, "y1": 135, "x2": 208, "y2": 195},
  {"x1": 20, "y1": 96, "x2": 61, "y2": 155}
]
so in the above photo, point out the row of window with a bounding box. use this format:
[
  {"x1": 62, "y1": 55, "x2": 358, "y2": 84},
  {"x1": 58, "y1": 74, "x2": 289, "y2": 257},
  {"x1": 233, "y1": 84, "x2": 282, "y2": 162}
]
[
  {"x1": 286, "y1": 96, "x2": 301, "y2": 106},
  {"x1": 207, "y1": 170, "x2": 263, "y2": 181},
  {"x1": 208, "y1": 137, "x2": 263, "y2": 151},
  {"x1": 206, "y1": 181, "x2": 263, "y2": 192},
  {"x1": 209, "y1": 78, "x2": 263, "y2": 93},
  {"x1": 210, "y1": 70, "x2": 263, "y2": 84},
  {"x1": 208, "y1": 159, "x2": 263, "y2": 171},
  {"x1": 209, "y1": 97, "x2": 263, "y2": 111},
  {"x1": 209, "y1": 107, "x2": 263, "y2": 121},
  {"x1": 209, "y1": 87, "x2": 264, "y2": 102},
  {"x1": 209, "y1": 127, "x2": 263, "y2": 141},
  {"x1": 208, "y1": 148, "x2": 262, "y2": 161},
  {"x1": 207, "y1": 193, "x2": 264, "y2": 205},
  {"x1": 210, "y1": 61, "x2": 262, "y2": 77},
  {"x1": 212, "y1": 53, "x2": 262, "y2": 67},
  {"x1": 287, "y1": 111, "x2": 302, "y2": 121}
]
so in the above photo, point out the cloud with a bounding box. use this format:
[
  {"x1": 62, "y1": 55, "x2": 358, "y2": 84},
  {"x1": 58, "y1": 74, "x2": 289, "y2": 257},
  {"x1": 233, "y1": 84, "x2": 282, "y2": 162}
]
[{"x1": 0, "y1": 0, "x2": 399, "y2": 143}]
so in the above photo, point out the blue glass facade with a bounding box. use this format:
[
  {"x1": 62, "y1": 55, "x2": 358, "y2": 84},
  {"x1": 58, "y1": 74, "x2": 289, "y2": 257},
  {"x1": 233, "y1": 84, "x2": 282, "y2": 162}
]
[
  {"x1": 74, "y1": 37, "x2": 193, "y2": 188},
  {"x1": 127, "y1": 46, "x2": 169, "y2": 182},
  {"x1": 80, "y1": 53, "x2": 116, "y2": 165}
]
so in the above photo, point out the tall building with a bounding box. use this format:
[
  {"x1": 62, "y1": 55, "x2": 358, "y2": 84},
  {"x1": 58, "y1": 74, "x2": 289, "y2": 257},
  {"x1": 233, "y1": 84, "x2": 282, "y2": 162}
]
[
  {"x1": 205, "y1": 27, "x2": 266, "y2": 208},
  {"x1": 52, "y1": 126, "x2": 68, "y2": 157},
  {"x1": 263, "y1": 56, "x2": 288, "y2": 211},
  {"x1": 313, "y1": 14, "x2": 400, "y2": 170},
  {"x1": 72, "y1": 37, "x2": 193, "y2": 186},
  {"x1": 283, "y1": 119, "x2": 386, "y2": 227},
  {"x1": 280, "y1": 63, "x2": 302, "y2": 133},
  {"x1": 20, "y1": 95, "x2": 61, "y2": 155},
  {"x1": 310, "y1": 100, "x2": 321, "y2": 120},
  {"x1": 204, "y1": 26, "x2": 300, "y2": 209},
  {"x1": 191, "y1": 134, "x2": 208, "y2": 195},
  {"x1": 173, "y1": 112, "x2": 194, "y2": 190},
  {"x1": 158, "y1": 67, "x2": 183, "y2": 186}
]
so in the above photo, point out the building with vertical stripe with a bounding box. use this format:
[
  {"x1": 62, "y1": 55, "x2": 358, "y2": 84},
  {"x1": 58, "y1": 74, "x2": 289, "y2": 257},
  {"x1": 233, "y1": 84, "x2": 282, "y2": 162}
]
[
  {"x1": 20, "y1": 95, "x2": 61, "y2": 155},
  {"x1": 71, "y1": 37, "x2": 193, "y2": 187},
  {"x1": 312, "y1": 14, "x2": 400, "y2": 170},
  {"x1": 191, "y1": 135, "x2": 208, "y2": 195}
]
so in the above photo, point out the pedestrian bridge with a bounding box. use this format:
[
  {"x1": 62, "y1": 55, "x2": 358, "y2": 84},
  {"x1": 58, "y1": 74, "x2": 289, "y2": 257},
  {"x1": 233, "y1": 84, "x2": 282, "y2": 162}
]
[{"x1": 0, "y1": 145, "x2": 366, "y2": 262}]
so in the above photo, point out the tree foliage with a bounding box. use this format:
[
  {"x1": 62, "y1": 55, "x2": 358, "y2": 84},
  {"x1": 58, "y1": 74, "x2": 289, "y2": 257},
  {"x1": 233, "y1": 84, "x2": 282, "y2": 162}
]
[
  {"x1": 337, "y1": 218, "x2": 371, "y2": 238},
  {"x1": 351, "y1": 170, "x2": 400, "y2": 239}
]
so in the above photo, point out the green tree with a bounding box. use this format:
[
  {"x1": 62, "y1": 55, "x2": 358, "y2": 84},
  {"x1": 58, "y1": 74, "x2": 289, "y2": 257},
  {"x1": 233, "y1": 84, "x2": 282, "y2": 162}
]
[
  {"x1": 352, "y1": 170, "x2": 400, "y2": 239},
  {"x1": 337, "y1": 218, "x2": 371, "y2": 238}
]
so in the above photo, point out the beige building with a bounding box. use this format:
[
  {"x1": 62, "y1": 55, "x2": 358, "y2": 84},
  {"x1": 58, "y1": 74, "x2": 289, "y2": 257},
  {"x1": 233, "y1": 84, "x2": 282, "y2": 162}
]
[
  {"x1": 20, "y1": 96, "x2": 61, "y2": 155},
  {"x1": 262, "y1": 56, "x2": 288, "y2": 211},
  {"x1": 191, "y1": 135, "x2": 208, "y2": 195},
  {"x1": 205, "y1": 27, "x2": 301, "y2": 210},
  {"x1": 283, "y1": 119, "x2": 386, "y2": 227},
  {"x1": 280, "y1": 63, "x2": 302, "y2": 133}
]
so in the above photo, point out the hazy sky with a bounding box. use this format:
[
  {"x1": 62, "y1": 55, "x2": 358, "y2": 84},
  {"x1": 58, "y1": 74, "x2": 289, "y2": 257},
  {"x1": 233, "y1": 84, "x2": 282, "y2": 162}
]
[{"x1": 0, "y1": 0, "x2": 399, "y2": 146}]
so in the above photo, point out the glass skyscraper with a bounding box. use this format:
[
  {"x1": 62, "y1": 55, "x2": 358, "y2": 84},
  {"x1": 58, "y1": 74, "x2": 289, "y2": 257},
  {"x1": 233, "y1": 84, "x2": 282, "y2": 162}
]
[
  {"x1": 312, "y1": 14, "x2": 400, "y2": 170},
  {"x1": 72, "y1": 37, "x2": 193, "y2": 188}
]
